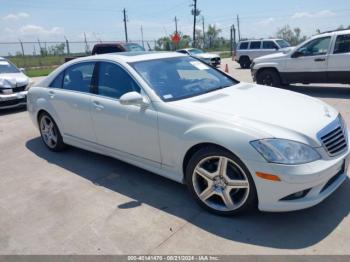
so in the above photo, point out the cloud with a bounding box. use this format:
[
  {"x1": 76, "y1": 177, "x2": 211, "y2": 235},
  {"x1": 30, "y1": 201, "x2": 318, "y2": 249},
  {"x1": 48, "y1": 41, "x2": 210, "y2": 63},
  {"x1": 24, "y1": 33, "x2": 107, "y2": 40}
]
[
  {"x1": 19, "y1": 24, "x2": 64, "y2": 36},
  {"x1": 257, "y1": 17, "x2": 275, "y2": 26},
  {"x1": 2, "y1": 12, "x2": 30, "y2": 20},
  {"x1": 292, "y1": 10, "x2": 336, "y2": 19}
]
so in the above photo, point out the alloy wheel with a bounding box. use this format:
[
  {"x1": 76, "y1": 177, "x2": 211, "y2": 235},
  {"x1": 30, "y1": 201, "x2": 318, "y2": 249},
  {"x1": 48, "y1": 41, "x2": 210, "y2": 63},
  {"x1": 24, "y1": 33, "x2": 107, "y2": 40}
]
[
  {"x1": 192, "y1": 156, "x2": 250, "y2": 212},
  {"x1": 40, "y1": 115, "x2": 58, "y2": 149}
]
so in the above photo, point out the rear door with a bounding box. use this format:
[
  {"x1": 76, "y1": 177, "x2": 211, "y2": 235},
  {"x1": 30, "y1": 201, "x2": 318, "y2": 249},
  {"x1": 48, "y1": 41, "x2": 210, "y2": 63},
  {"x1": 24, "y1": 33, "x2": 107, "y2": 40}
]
[
  {"x1": 327, "y1": 33, "x2": 350, "y2": 83},
  {"x1": 284, "y1": 36, "x2": 331, "y2": 83},
  {"x1": 248, "y1": 41, "x2": 262, "y2": 60},
  {"x1": 47, "y1": 62, "x2": 97, "y2": 143}
]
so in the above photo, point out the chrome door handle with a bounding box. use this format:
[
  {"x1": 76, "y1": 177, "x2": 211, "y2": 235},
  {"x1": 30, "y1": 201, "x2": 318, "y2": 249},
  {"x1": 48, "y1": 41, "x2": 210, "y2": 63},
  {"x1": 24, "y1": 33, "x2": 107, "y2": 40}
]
[
  {"x1": 314, "y1": 58, "x2": 326, "y2": 62},
  {"x1": 92, "y1": 101, "x2": 104, "y2": 111},
  {"x1": 48, "y1": 90, "x2": 55, "y2": 99}
]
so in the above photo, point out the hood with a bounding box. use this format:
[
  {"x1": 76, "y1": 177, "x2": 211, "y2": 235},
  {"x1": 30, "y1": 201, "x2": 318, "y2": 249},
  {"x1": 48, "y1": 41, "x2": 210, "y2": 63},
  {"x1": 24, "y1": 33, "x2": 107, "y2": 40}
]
[
  {"x1": 254, "y1": 52, "x2": 288, "y2": 62},
  {"x1": 0, "y1": 73, "x2": 29, "y2": 89},
  {"x1": 171, "y1": 83, "x2": 338, "y2": 146},
  {"x1": 194, "y1": 53, "x2": 219, "y2": 59}
]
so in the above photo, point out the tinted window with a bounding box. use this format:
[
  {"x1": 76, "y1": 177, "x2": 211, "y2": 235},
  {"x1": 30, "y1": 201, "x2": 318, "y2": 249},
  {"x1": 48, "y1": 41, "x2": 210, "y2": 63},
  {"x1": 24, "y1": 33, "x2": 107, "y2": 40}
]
[
  {"x1": 239, "y1": 42, "x2": 248, "y2": 50},
  {"x1": 63, "y1": 62, "x2": 95, "y2": 92},
  {"x1": 97, "y1": 62, "x2": 140, "y2": 99},
  {"x1": 334, "y1": 34, "x2": 350, "y2": 54},
  {"x1": 50, "y1": 72, "x2": 64, "y2": 88},
  {"x1": 250, "y1": 41, "x2": 261, "y2": 49},
  {"x1": 263, "y1": 41, "x2": 278, "y2": 49},
  {"x1": 297, "y1": 37, "x2": 331, "y2": 57},
  {"x1": 131, "y1": 56, "x2": 237, "y2": 102},
  {"x1": 177, "y1": 50, "x2": 188, "y2": 54},
  {"x1": 126, "y1": 43, "x2": 145, "y2": 51},
  {"x1": 0, "y1": 59, "x2": 19, "y2": 74},
  {"x1": 276, "y1": 40, "x2": 290, "y2": 48}
]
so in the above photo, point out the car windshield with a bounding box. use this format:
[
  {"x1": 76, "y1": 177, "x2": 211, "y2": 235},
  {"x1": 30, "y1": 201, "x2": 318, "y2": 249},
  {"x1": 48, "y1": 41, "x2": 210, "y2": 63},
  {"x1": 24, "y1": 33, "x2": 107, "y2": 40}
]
[
  {"x1": 276, "y1": 40, "x2": 291, "y2": 48},
  {"x1": 0, "y1": 60, "x2": 20, "y2": 74},
  {"x1": 188, "y1": 49, "x2": 204, "y2": 55},
  {"x1": 126, "y1": 43, "x2": 145, "y2": 52},
  {"x1": 130, "y1": 56, "x2": 238, "y2": 102}
]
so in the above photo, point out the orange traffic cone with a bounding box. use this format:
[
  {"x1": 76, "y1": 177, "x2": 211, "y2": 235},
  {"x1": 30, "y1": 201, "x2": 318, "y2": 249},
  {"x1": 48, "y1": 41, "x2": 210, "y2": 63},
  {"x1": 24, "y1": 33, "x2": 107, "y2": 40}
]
[{"x1": 225, "y1": 64, "x2": 229, "y2": 73}]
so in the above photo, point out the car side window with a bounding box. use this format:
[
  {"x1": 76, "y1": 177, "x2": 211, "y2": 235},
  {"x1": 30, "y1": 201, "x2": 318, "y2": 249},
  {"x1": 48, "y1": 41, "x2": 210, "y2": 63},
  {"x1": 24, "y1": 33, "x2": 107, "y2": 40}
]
[
  {"x1": 97, "y1": 62, "x2": 140, "y2": 99},
  {"x1": 239, "y1": 42, "x2": 248, "y2": 50},
  {"x1": 263, "y1": 41, "x2": 278, "y2": 49},
  {"x1": 250, "y1": 41, "x2": 261, "y2": 49},
  {"x1": 296, "y1": 37, "x2": 331, "y2": 57},
  {"x1": 50, "y1": 72, "x2": 64, "y2": 88},
  {"x1": 63, "y1": 62, "x2": 95, "y2": 93},
  {"x1": 334, "y1": 34, "x2": 350, "y2": 54}
]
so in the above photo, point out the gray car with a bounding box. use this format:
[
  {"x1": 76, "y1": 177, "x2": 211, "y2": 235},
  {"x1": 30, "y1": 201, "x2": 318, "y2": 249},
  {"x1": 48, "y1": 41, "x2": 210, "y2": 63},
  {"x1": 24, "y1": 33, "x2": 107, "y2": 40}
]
[{"x1": 0, "y1": 57, "x2": 31, "y2": 109}]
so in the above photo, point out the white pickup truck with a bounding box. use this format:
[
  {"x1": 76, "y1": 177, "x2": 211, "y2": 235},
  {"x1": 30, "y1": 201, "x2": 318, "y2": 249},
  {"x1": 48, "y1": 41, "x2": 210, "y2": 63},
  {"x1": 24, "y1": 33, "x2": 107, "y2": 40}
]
[{"x1": 251, "y1": 29, "x2": 350, "y2": 87}]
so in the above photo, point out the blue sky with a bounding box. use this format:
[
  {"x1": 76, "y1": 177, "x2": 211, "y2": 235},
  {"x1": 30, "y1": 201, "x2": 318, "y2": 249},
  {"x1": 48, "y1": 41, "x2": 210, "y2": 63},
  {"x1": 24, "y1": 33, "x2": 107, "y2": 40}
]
[{"x1": 1, "y1": 0, "x2": 350, "y2": 42}]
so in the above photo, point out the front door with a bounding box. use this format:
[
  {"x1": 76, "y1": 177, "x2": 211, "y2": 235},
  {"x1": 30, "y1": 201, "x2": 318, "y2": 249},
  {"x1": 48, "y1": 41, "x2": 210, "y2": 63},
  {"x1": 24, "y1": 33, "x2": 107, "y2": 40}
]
[
  {"x1": 90, "y1": 61, "x2": 161, "y2": 166},
  {"x1": 284, "y1": 36, "x2": 331, "y2": 83}
]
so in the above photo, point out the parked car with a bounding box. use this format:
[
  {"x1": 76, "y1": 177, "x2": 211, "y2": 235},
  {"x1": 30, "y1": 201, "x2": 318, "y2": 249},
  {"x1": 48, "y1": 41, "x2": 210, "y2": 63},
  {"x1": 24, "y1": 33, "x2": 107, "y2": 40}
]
[
  {"x1": 0, "y1": 57, "x2": 31, "y2": 109},
  {"x1": 65, "y1": 42, "x2": 145, "y2": 62},
  {"x1": 177, "y1": 48, "x2": 221, "y2": 67},
  {"x1": 251, "y1": 29, "x2": 350, "y2": 87},
  {"x1": 235, "y1": 39, "x2": 291, "y2": 68},
  {"x1": 27, "y1": 52, "x2": 350, "y2": 215}
]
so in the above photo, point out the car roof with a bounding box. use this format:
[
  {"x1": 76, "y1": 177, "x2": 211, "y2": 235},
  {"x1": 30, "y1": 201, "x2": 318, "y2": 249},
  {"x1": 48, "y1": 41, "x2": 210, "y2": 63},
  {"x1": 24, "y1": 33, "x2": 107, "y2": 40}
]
[
  {"x1": 239, "y1": 39, "x2": 283, "y2": 42},
  {"x1": 70, "y1": 51, "x2": 186, "y2": 64}
]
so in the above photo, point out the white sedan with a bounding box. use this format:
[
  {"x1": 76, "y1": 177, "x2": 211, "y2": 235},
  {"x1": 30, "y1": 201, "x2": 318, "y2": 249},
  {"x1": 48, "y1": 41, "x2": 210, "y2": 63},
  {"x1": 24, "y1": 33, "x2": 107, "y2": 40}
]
[
  {"x1": 27, "y1": 52, "x2": 350, "y2": 215},
  {"x1": 0, "y1": 57, "x2": 31, "y2": 109}
]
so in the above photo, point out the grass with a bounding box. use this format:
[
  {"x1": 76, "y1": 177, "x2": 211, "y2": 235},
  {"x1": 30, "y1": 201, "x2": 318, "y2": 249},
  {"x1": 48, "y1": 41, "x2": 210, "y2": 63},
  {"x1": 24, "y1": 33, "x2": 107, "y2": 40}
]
[
  {"x1": 26, "y1": 67, "x2": 55, "y2": 77},
  {"x1": 7, "y1": 55, "x2": 65, "y2": 68}
]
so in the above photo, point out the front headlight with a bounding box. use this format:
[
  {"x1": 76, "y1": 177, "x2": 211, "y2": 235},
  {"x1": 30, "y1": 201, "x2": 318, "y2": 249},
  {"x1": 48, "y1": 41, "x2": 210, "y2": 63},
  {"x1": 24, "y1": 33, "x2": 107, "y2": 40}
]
[{"x1": 250, "y1": 139, "x2": 321, "y2": 165}]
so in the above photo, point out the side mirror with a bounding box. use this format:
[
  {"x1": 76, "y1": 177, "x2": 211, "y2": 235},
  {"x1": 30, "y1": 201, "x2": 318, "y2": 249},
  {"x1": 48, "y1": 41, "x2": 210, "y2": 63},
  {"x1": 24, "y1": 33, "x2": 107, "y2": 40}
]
[
  {"x1": 120, "y1": 91, "x2": 145, "y2": 106},
  {"x1": 291, "y1": 51, "x2": 302, "y2": 58},
  {"x1": 19, "y1": 68, "x2": 26, "y2": 73}
]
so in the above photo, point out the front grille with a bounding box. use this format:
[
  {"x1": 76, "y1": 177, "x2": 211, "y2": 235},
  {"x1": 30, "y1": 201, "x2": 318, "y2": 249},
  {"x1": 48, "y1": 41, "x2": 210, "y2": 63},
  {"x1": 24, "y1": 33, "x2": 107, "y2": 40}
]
[
  {"x1": 211, "y1": 57, "x2": 221, "y2": 63},
  {"x1": 318, "y1": 116, "x2": 348, "y2": 157},
  {"x1": 0, "y1": 85, "x2": 26, "y2": 94},
  {"x1": 12, "y1": 85, "x2": 27, "y2": 93}
]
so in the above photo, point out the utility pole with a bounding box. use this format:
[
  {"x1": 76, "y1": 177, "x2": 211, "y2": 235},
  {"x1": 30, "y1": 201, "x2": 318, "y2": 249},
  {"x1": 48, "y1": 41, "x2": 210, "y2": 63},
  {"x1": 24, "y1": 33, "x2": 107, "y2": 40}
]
[
  {"x1": 141, "y1": 25, "x2": 144, "y2": 49},
  {"x1": 123, "y1": 8, "x2": 128, "y2": 43},
  {"x1": 174, "y1": 16, "x2": 178, "y2": 33},
  {"x1": 64, "y1": 36, "x2": 70, "y2": 55},
  {"x1": 230, "y1": 25, "x2": 233, "y2": 56},
  {"x1": 202, "y1": 16, "x2": 205, "y2": 48},
  {"x1": 84, "y1": 32, "x2": 90, "y2": 54},
  {"x1": 232, "y1": 24, "x2": 236, "y2": 52},
  {"x1": 236, "y1": 14, "x2": 241, "y2": 41},
  {"x1": 192, "y1": 0, "x2": 198, "y2": 47},
  {"x1": 19, "y1": 39, "x2": 24, "y2": 56}
]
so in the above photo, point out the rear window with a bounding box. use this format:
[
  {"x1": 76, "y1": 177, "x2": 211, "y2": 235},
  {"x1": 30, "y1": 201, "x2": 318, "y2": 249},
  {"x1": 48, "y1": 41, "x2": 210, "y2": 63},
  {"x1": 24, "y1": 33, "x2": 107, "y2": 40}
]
[
  {"x1": 239, "y1": 42, "x2": 249, "y2": 50},
  {"x1": 249, "y1": 41, "x2": 261, "y2": 49},
  {"x1": 334, "y1": 34, "x2": 350, "y2": 54}
]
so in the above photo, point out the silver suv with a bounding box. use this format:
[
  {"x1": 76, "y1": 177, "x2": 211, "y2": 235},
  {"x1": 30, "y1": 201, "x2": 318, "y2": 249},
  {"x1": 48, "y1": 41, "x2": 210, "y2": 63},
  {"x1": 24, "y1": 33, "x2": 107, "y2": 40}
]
[{"x1": 235, "y1": 39, "x2": 291, "y2": 68}]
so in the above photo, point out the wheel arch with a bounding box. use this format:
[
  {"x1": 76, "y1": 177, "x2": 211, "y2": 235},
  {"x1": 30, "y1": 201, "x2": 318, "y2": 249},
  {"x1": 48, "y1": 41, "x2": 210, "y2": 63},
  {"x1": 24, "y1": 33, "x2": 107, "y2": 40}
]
[{"x1": 182, "y1": 142, "x2": 242, "y2": 182}]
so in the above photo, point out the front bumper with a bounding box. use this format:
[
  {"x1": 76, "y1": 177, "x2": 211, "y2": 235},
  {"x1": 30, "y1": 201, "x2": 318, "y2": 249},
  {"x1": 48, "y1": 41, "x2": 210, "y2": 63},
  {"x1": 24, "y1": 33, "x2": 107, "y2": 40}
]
[
  {"x1": 247, "y1": 144, "x2": 350, "y2": 212},
  {"x1": 0, "y1": 91, "x2": 28, "y2": 109}
]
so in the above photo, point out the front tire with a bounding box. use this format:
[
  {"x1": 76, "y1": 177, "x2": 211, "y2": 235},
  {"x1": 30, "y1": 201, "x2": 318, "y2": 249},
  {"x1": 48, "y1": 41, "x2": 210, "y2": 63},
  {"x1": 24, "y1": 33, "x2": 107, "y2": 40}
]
[
  {"x1": 38, "y1": 112, "x2": 66, "y2": 152},
  {"x1": 256, "y1": 69, "x2": 282, "y2": 87},
  {"x1": 186, "y1": 146, "x2": 257, "y2": 216},
  {"x1": 239, "y1": 57, "x2": 251, "y2": 69}
]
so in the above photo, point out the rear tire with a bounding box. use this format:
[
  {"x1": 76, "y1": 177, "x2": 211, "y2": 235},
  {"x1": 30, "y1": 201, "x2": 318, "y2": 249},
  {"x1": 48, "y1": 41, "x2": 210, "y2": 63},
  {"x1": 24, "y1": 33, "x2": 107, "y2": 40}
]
[
  {"x1": 257, "y1": 69, "x2": 282, "y2": 87},
  {"x1": 38, "y1": 112, "x2": 66, "y2": 152},
  {"x1": 185, "y1": 146, "x2": 257, "y2": 216},
  {"x1": 239, "y1": 57, "x2": 251, "y2": 69}
]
